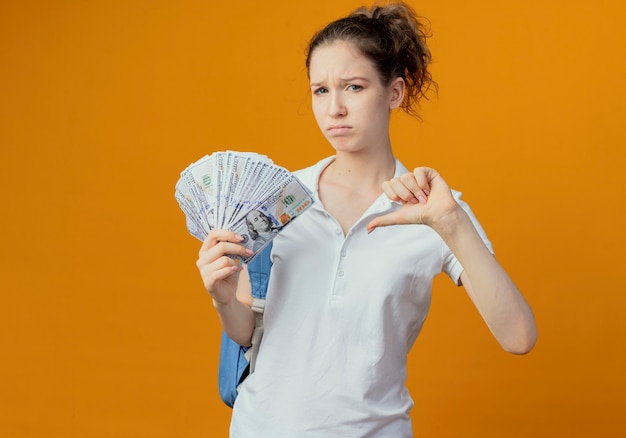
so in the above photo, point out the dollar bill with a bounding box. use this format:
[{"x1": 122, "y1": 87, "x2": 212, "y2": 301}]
[{"x1": 175, "y1": 151, "x2": 314, "y2": 262}]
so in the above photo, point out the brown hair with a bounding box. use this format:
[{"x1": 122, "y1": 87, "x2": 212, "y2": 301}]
[{"x1": 305, "y1": 1, "x2": 436, "y2": 118}]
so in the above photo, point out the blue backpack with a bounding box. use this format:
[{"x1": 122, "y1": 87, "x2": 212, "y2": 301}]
[{"x1": 217, "y1": 242, "x2": 273, "y2": 407}]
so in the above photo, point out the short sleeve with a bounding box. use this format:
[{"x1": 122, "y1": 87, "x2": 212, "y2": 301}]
[{"x1": 442, "y1": 190, "x2": 494, "y2": 286}]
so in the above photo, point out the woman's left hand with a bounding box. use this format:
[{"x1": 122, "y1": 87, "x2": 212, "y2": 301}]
[{"x1": 366, "y1": 167, "x2": 458, "y2": 233}]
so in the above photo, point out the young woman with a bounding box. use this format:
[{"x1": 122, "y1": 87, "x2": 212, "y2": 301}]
[{"x1": 196, "y1": 1, "x2": 537, "y2": 436}]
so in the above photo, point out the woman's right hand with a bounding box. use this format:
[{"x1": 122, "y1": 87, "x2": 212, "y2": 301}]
[{"x1": 196, "y1": 229, "x2": 254, "y2": 306}]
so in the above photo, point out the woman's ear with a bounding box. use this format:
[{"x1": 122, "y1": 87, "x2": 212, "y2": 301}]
[{"x1": 389, "y1": 77, "x2": 406, "y2": 110}]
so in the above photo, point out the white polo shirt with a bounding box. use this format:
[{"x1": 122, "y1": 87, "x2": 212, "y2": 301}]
[{"x1": 230, "y1": 157, "x2": 493, "y2": 437}]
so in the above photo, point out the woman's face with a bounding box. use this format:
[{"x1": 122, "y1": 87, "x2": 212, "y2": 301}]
[
  {"x1": 308, "y1": 41, "x2": 403, "y2": 154},
  {"x1": 247, "y1": 210, "x2": 271, "y2": 232}
]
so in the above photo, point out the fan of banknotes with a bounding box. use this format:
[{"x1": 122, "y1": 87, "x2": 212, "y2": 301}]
[{"x1": 175, "y1": 151, "x2": 314, "y2": 262}]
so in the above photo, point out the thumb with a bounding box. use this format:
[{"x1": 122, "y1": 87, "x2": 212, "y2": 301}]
[{"x1": 366, "y1": 210, "x2": 406, "y2": 234}]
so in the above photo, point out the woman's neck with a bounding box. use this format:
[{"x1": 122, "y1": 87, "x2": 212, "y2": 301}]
[
  {"x1": 317, "y1": 147, "x2": 396, "y2": 234},
  {"x1": 328, "y1": 148, "x2": 396, "y2": 191}
]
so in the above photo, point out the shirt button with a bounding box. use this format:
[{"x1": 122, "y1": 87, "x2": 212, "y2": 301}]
[
  {"x1": 335, "y1": 229, "x2": 342, "y2": 236},
  {"x1": 340, "y1": 251, "x2": 347, "y2": 257},
  {"x1": 337, "y1": 270, "x2": 344, "y2": 277}
]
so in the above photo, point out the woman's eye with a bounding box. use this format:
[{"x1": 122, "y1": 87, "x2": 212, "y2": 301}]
[
  {"x1": 348, "y1": 84, "x2": 363, "y2": 91},
  {"x1": 314, "y1": 87, "x2": 328, "y2": 95}
]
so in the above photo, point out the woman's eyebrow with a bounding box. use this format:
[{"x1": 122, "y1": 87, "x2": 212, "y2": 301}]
[
  {"x1": 311, "y1": 76, "x2": 370, "y2": 87},
  {"x1": 342, "y1": 76, "x2": 369, "y2": 83},
  {"x1": 311, "y1": 77, "x2": 370, "y2": 87}
]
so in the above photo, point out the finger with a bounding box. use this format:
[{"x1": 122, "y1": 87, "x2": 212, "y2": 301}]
[
  {"x1": 199, "y1": 229, "x2": 244, "y2": 256},
  {"x1": 400, "y1": 172, "x2": 430, "y2": 204},
  {"x1": 199, "y1": 255, "x2": 244, "y2": 281},
  {"x1": 197, "y1": 256, "x2": 243, "y2": 296},
  {"x1": 413, "y1": 167, "x2": 438, "y2": 196},
  {"x1": 382, "y1": 178, "x2": 419, "y2": 204},
  {"x1": 389, "y1": 173, "x2": 428, "y2": 204},
  {"x1": 198, "y1": 241, "x2": 254, "y2": 267}
]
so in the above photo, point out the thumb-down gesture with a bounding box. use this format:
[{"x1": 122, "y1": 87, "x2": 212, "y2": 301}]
[{"x1": 367, "y1": 167, "x2": 459, "y2": 233}]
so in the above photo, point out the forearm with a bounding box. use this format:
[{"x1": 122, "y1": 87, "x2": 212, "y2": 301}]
[
  {"x1": 213, "y1": 298, "x2": 256, "y2": 347},
  {"x1": 431, "y1": 206, "x2": 538, "y2": 354}
]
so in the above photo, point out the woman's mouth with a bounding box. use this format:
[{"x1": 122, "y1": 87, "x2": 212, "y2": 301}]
[{"x1": 328, "y1": 125, "x2": 352, "y2": 135}]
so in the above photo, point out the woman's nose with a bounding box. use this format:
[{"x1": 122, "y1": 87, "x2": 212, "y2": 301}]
[{"x1": 329, "y1": 92, "x2": 346, "y2": 117}]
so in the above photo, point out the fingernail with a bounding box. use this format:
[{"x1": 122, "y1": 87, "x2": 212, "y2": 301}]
[{"x1": 418, "y1": 195, "x2": 427, "y2": 204}]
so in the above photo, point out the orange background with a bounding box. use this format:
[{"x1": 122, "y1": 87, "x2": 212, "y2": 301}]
[{"x1": 1, "y1": 0, "x2": 625, "y2": 436}]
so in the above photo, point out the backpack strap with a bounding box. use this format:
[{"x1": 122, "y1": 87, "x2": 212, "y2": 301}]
[
  {"x1": 217, "y1": 242, "x2": 273, "y2": 407},
  {"x1": 243, "y1": 241, "x2": 272, "y2": 374}
]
